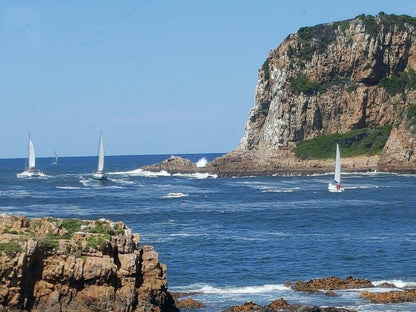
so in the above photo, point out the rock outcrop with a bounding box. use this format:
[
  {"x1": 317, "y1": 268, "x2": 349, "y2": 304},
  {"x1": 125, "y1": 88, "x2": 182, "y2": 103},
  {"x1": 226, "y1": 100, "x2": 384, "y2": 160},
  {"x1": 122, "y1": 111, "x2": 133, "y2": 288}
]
[
  {"x1": 222, "y1": 298, "x2": 356, "y2": 312},
  {"x1": 142, "y1": 155, "x2": 198, "y2": 174},
  {"x1": 239, "y1": 14, "x2": 416, "y2": 151},
  {"x1": 0, "y1": 215, "x2": 178, "y2": 312},
  {"x1": 216, "y1": 13, "x2": 416, "y2": 175},
  {"x1": 360, "y1": 288, "x2": 416, "y2": 303},
  {"x1": 286, "y1": 276, "x2": 374, "y2": 293}
]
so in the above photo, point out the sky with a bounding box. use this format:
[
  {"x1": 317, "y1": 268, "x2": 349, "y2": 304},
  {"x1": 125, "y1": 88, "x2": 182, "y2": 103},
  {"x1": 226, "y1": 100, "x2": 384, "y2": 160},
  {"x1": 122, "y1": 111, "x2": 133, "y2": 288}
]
[{"x1": 1, "y1": 0, "x2": 416, "y2": 158}]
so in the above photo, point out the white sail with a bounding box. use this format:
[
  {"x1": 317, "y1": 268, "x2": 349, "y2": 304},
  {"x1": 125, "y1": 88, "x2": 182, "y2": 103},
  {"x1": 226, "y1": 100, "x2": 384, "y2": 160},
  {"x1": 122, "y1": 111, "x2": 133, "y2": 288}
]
[
  {"x1": 97, "y1": 135, "x2": 105, "y2": 172},
  {"x1": 334, "y1": 143, "x2": 341, "y2": 184},
  {"x1": 28, "y1": 139, "x2": 36, "y2": 169}
]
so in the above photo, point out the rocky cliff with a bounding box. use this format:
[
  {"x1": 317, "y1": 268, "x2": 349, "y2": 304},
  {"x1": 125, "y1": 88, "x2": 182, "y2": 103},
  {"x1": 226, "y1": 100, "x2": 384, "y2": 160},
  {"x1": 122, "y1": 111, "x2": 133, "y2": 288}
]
[
  {"x1": 213, "y1": 13, "x2": 416, "y2": 174},
  {"x1": 0, "y1": 215, "x2": 178, "y2": 312}
]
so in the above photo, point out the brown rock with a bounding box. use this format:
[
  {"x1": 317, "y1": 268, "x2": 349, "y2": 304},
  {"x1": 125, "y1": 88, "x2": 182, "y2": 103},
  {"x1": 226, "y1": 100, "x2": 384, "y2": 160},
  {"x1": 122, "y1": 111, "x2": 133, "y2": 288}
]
[
  {"x1": 0, "y1": 215, "x2": 178, "y2": 312},
  {"x1": 289, "y1": 276, "x2": 373, "y2": 293},
  {"x1": 360, "y1": 288, "x2": 416, "y2": 303},
  {"x1": 142, "y1": 155, "x2": 198, "y2": 174},
  {"x1": 175, "y1": 297, "x2": 205, "y2": 310}
]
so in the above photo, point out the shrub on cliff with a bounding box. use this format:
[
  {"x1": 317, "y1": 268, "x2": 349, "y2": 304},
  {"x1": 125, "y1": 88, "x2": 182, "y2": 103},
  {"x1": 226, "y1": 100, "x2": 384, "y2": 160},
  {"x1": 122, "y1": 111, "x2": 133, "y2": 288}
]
[
  {"x1": 293, "y1": 125, "x2": 392, "y2": 159},
  {"x1": 379, "y1": 69, "x2": 416, "y2": 95},
  {"x1": 289, "y1": 75, "x2": 322, "y2": 95},
  {"x1": 0, "y1": 242, "x2": 21, "y2": 257}
]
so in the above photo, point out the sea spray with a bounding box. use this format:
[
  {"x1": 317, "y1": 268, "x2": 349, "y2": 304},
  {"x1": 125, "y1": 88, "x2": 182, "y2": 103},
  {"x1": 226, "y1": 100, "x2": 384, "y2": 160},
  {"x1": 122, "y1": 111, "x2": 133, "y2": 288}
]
[{"x1": 196, "y1": 157, "x2": 208, "y2": 168}]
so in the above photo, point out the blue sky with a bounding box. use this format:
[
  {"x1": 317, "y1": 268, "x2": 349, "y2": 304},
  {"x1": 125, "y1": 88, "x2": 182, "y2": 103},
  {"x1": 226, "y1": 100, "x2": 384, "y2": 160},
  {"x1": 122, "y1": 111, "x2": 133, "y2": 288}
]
[{"x1": 1, "y1": 0, "x2": 415, "y2": 158}]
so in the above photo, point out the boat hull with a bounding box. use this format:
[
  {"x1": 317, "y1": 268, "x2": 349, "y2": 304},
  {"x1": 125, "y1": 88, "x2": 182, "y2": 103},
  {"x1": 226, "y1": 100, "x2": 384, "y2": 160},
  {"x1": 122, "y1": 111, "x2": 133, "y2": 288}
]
[
  {"x1": 17, "y1": 169, "x2": 45, "y2": 178},
  {"x1": 92, "y1": 172, "x2": 107, "y2": 180},
  {"x1": 328, "y1": 182, "x2": 344, "y2": 192}
]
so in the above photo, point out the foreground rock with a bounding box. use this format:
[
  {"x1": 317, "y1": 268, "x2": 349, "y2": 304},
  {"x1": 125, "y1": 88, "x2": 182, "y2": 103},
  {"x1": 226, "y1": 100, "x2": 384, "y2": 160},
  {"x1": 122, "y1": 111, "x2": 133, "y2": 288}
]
[
  {"x1": 360, "y1": 288, "x2": 416, "y2": 303},
  {"x1": 222, "y1": 298, "x2": 355, "y2": 312},
  {"x1": 287, "y1": 276, "x2": 374, "y2": 293},
  {"x1": 0, "y1": 215, "x2": 178, "y2": 312}
]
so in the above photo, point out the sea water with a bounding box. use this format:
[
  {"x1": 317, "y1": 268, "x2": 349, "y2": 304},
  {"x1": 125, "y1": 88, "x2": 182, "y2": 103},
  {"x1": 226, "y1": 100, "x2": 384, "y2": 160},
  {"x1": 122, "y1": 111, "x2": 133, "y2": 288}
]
[{"x1": 0, "y1": 154, "x2": 415, "y2": 312}]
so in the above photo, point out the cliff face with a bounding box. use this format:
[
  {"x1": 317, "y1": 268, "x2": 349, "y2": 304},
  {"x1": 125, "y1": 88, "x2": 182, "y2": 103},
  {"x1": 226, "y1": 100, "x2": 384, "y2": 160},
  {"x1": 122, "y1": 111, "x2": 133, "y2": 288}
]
[
  {"x1": 235, "y1": 14, "x2": 416, "y2": 171},
  {"x1": 0, "y1": 215, "x2": 177, "y2": 312}
]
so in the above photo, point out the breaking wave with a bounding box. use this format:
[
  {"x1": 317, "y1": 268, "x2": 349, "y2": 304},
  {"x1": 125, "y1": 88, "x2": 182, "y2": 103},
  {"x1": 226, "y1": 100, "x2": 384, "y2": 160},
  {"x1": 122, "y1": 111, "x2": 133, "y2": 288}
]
[
  {"x1": 162, "y1": 192, "x2": 189, "y2": 199},
  {"x1": 172, "y1": 283, "x2": 290, "y2": 294}
]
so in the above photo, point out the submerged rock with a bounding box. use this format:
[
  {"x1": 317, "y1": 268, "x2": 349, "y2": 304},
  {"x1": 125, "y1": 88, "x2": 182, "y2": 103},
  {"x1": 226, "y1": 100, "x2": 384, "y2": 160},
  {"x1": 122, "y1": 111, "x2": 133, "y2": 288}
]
[
  {"x1": 287, "y1": 276, "x2": 373, "y2": 293},
  {"x1": 222, "y1": 298, "x2": 356, "y2": 312},
  {"x1": 0, "y1": 215, "x2": 178, "y2": 312}
]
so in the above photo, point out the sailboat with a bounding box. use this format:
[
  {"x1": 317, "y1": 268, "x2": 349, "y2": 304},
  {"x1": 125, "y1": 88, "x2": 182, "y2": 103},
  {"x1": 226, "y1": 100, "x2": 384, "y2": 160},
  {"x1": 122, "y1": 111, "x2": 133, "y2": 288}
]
[
  {"x1": 17, "y1": 137, "x2": 45, "y2": 178},
  {"x1": 328, "y1": 143, "x2": 344, "y2": 192},
  {"x1": 50, "y1": 150, "x2": 58, "y2": 165},
  {"x1": 92, "y1": 134, "x2": 107, "y2": 180}
]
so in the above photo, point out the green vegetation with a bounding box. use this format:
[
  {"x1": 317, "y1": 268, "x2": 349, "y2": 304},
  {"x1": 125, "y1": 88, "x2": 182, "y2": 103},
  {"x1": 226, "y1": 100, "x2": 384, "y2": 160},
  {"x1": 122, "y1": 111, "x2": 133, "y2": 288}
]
[
  {"x1": 398, "y1": 103, "x2": 416, "y2": 132},
  {"x1": 38, "y1": 233, "x2": 60, "y2": 251},
  {"x1": 262, "y1": 58, "x2": 270, "y2": 80},
  {"x1": 0, "y1": 242, "x2": 22, "y2": 257},
  {"x1": 293, "y1": 125, "x2": 393, "y2": 159},
  {"x1": 379, "y1": 69, "x2": 416, "y2": 95},
  {"x1": 61, "y1": 218, "x2": 84, "y2": 237},
  {"x1": 355, "y1": 13, "x2": 416, "y2": 36},
  {"x1": 289, "y1": 75, "x2": 322, "y2": 95},
  {"x1": 86, "y1": 235, "x2": 108, "y2": 251},
  {"x1": 295, "y1": 24, "x2": 336, "y2": 61}
]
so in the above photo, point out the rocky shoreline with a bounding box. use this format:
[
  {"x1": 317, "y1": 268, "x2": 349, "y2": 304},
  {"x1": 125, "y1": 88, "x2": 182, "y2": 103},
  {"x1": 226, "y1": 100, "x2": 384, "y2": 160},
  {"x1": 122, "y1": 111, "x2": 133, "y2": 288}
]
[
  {"x1": 140, "y1": 151, "x2": 414, "y2": 178},
  {"x1": 1, "y1": 216, "x2": 415, "y2": 311},
  {"x1": 174, "y1": 276, "x2": 416, "y2": 311}
]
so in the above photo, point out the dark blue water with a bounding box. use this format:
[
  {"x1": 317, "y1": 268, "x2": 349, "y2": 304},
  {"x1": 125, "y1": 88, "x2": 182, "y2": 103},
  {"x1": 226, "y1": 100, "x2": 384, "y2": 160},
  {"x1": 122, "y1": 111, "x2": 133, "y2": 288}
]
[{"x1": 1, "y1": 154, "x2": 416, "y2": 311}]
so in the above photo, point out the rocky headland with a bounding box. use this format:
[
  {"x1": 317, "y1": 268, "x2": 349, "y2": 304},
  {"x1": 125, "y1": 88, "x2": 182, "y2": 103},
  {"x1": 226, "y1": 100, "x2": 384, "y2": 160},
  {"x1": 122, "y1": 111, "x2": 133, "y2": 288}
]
[
  {"x1": 0, "y1": 215, "x2": 178, "y2": 312},
  {"x1": 144, "y1": 13, "x2": 416, "y2": 176}
]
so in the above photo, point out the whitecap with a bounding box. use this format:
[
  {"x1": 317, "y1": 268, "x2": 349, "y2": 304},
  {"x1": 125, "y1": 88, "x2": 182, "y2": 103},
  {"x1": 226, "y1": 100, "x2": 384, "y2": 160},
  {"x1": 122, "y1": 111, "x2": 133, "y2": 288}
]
[
  {"x1": 162, "y1": 192, "x2": 189, "y2": 199},
  {"x1": 172, "y1": 172, "x2": 217, "y2": 179},
  {"x1": 56, "y1": 186, "x2": 81, "y2": 190},
  {"x1": 172, "y1": 283, "x2": 290, "y2": 294},
  {"x1": 108, "y1": 178, "x2": 135, "y2": 185},
  {"x1": 110, "y1": 169, "x2": 171, "y2": 177},
  {"x1": 372, "y1": 280, "x2": 416, "y2": 289}
]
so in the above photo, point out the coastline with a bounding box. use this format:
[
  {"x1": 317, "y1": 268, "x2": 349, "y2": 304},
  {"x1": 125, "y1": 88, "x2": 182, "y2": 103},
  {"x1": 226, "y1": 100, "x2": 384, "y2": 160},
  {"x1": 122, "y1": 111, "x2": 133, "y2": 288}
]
[{"x1": 141, "y1": 150, "x2": 416, "y2": 177}]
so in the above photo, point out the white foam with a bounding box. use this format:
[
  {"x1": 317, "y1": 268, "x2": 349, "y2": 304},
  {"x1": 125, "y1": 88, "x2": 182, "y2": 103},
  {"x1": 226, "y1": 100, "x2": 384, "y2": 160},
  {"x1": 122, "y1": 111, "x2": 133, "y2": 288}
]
[
  {"x1": 56, "y1": 186, "x2": 81, "y2": 190},
  {"x1": 162, "y1": 192, "x2": 189, "y2": 199},
  {"x1": 373, "y1": 280, "x2": 416, "y2": 289},
  {"x1": 261, "y1": 187, "x2": 300, "y2": 193},
  {"x1": 172, "y1": 172, "x2": 217, "y2": 179},
  {"x1": 196, "y1": 157, "x2": 208, "y2": 168},
  {"x1": 110, "y1": 169, "x2": 171, "y2": 177},
  {"x1": 107, "y1": 178, "x2": 135, "y2": 185},
  {"x1": 174, "y1": 283, "x2": 290, "y2": 294}
]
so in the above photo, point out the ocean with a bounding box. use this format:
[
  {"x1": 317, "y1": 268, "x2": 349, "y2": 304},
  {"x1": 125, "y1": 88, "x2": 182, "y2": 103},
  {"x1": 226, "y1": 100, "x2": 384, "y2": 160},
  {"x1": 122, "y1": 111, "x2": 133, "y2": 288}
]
[{"x1": 1, "y1": 153, "x2": 415, "y2": 312}]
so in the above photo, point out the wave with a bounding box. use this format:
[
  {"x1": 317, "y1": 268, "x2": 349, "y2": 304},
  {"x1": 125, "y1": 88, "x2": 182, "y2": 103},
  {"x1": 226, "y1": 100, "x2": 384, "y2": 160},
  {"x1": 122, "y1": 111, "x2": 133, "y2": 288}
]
[
  {"x1": 110, "y1": 169, "x2": 171, "y2": 177},
  {"x1": 196, "y1": 157, "x2": 208, "y2": 168},
  {"x1": 372, "y1": 280, "x2": 416, "y2": 289},
  {"x1": 56, "y1": 186, "x2": 82, "y2": 190},
  {"x1": 109, "y1": 169, "x2": 216, "y2": 179},
  {"x1": 108, "y1": 178, "x2": 135, "y2": 185},
  {"x1": 162, "y1": 192, "x2": 189, "y2": 199},
  {"x1": 172, "y1": 283, "x2": 290, "y2": 294},
  {"x1": 172, "y1": 172, "x2": 217, "y2": 179},
  {"x1": 261, "y1": 187, "x2": 300, "y2": 193}
]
